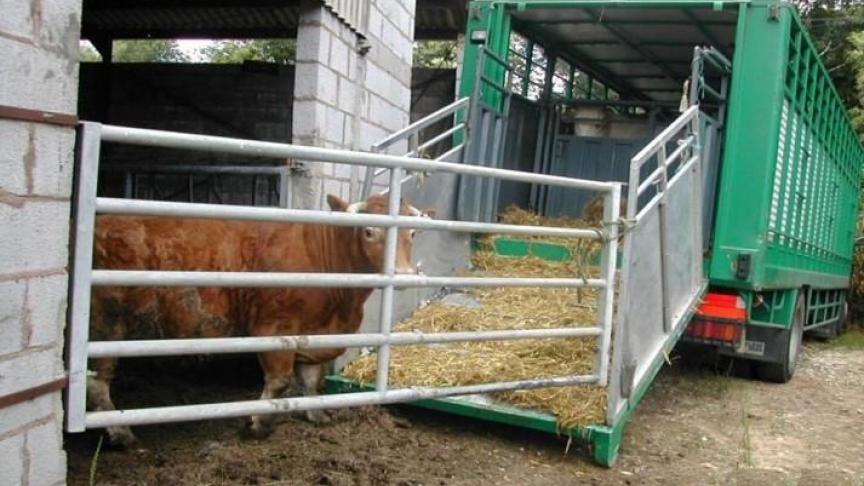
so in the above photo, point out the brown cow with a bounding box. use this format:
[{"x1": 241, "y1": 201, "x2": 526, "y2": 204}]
[{"x1": 87, "y1": 193, "x2": 432, "y2": 447}]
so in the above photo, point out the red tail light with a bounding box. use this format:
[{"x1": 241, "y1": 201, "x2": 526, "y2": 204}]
[{"x1": 685, "y1": 292, "x2": 746, "y2": 346}]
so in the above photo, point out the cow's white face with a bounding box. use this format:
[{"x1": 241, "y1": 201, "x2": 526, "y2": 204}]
[{"x1": 327, "y1": 194, "x2": 434, "y2": 274}]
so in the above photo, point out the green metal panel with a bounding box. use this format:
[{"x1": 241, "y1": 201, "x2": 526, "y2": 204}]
[{"x1": 709, "y1": 3, "x2": 864, "y2": 293}]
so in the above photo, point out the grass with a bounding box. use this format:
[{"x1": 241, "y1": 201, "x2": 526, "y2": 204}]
[{"x1": 832, "y1": 327, "x2": 864, "y2": 349}]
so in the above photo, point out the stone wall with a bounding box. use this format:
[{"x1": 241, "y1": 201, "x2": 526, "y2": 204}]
[{"x1": 0, "y1": 0, "x2": 81, "y2": 484}]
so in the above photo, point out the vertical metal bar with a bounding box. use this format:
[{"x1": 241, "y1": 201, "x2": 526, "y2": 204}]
[
  {"x1": 657, "y1": 144, "x2": 672, "y2": 333},
  {"x1": 279, "y1": 168, "x2": 290, "y2": 208},
  {"x1": 689, "y1": 47, "x2": 701, "y2": 108},
  {"x1": 529, "y1": 108, "x2": 548, "y2": 209},
  {"x1": 374, "y1": 166, "x2": 402, "y2": 391},
  {"x1": 691, "y1": 115, "x2": 703, "y2": 290},
  {"x1": 66, "y1": 122, "x2": 102, "y2": 432},
  {"x1": 597, "y1": 184, "x2": 621, "y2": 386},
  {"x1": 123, "y1": 171, "x2": 133, "y2": 199},
  {"x1": 408, "y1": 132, "x2": 419, "y2": 157}
]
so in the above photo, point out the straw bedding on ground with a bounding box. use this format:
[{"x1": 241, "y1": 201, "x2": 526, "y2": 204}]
[{"x1": 343, "y1": 207, "x2": 608, "y2": 429}]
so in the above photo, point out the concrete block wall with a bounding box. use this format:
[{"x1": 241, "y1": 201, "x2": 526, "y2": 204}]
[
  {"x1": 0, "y1": 0, "x2": 81, "y2": 484},
  {"x1": 78, "y1": 63, "x2": 296, "y2": 206},
  {"x1": 293, "y1": 0, "x2": 416, "y2": 208}
]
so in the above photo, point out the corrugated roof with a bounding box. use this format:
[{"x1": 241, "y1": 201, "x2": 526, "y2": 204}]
[{"x1": 81, "y1": 0, "x2": 467, "y2": 40}]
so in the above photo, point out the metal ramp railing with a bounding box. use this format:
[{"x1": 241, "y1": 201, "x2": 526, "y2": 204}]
[{"x1": 361, "y1": 97, "x2": 469, "y2": 198}]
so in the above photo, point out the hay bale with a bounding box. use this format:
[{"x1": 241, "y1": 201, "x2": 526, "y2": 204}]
[{"x1": 343, "y1": 207, "x2": 608, "y2": 430}]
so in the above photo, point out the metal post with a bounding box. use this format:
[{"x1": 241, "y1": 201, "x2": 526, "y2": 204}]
[
  {"x1": 690, "y1": 116, "x2": 704, "y2": 290},
  {"x1": 597, "y1": 184, "x2": 621, "y2": 386},
  {"x1": 657, "y1": 145, "x2": 672, "y2": 333},
  {"x1": 279, "y1": 168, "x2": 291, "y2": 208},
  {"x1": 375, "y1": 166, "x2": 402, "y2": 391},
  {"x1": 66, "y1": 122, "x2": 102, "y2": 432}
]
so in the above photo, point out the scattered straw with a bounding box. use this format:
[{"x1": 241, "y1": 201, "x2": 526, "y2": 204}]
[{"x1": 344, "y1": 207, "x2": 608, "y2": 429}]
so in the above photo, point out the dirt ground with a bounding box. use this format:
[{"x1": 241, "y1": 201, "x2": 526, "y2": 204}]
[{"x1": 66, "y1": 333, "x2": 864, "y2": 486}]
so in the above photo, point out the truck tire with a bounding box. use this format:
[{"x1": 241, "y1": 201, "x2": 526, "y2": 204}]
[{"x1": 757, "y1": 291, "x2": 805, "y2": 383}]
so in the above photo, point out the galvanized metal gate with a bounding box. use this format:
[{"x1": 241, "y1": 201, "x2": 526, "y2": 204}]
[
  {"x1": 607, "y1": 105, "x2": 707, "y2": 423},
  {"x1": 65, "y1": 120, "x2": 622, "y2": 433}
]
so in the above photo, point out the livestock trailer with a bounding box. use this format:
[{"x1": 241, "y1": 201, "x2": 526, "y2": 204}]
[
  {"x1": 332, "y1": 0, "x2": 864, "y2": 466},
  {"x1": 64, "y1": 0, "x2": 863, "y2": 471}
]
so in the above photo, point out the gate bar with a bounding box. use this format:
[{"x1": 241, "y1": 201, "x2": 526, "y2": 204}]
[
  {"x1": 95, "y1": 198, "x2": 604, "y2": 240},
  {"x1": 89, "y1": 270, "x2": 607, "y2": 289},
  {"x1": 100, "y1": 125, "x2": 616, "y2": 193},
  {"x1": 85, "y1": 374, "x2": 599, "y2": 429},
  {"x1": 88, "y1": 327, "x2": 604, "y2": 358}
]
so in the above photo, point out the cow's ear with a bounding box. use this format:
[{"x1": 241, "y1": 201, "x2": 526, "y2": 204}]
[
  {"x1": 327, "y1": 194, "x2": 348, "y2": 212},
  {"x1": 422, "y1": 208, "x2": 436, "y2": 219}
]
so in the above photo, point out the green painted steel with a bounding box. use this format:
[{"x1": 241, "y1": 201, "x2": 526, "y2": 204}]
[
  {"x1": 709, "y1": 3, "x2": 864, "y2": 296},
  {"x1": 324, "y1": 375, "x2": 624, "y2": 467}
]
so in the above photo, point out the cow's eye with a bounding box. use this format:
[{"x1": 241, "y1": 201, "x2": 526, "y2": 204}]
[{"x1": 363, "y1": 227, "x2": 376, "y2": 240}]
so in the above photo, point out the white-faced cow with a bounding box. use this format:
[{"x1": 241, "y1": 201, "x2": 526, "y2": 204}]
[{"x1": 88, "y1": 193, "x2": 431, "y2": 446}]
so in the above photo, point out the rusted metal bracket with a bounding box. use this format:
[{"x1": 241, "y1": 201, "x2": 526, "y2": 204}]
[
  {"x1": 0, "y1": 105, "x2": 78, "y2": 127},
  {"x1": 0, "y1": 375, "x2": 69, "y2": 410}
]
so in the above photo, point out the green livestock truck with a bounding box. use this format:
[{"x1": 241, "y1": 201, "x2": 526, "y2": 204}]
[{"x1": 333, "y1": 0, "x2": 864, "y2": 467}]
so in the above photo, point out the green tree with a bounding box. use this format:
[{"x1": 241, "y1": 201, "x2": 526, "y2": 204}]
[
  {"x1": 79, "y1": 40, "x2": 189, "y2": 63},
  {"x1": 202, "y1": 40, "x2": 296, "y2": 64},
  {"x1": 111, "y1": 40, "x2": 189, "y2": 63},
  {"x1": 413, "y1": 40, "x2": 457, "y2": 68},
  {"x1": 847, "y1": 31, "x2": 864, "y2": 136},
  {"x1": 79, "y1": 42, "x2": 102, "y2": 62}
]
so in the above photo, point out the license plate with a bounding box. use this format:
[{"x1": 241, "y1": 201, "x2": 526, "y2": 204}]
[{"x1": 743, "y1": 340, "x2": 765, "y2": 356}]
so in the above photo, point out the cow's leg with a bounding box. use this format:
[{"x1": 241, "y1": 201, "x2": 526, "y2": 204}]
[
  {"x1": 86, "y1": 358, "x2": 138, "y2": 448},
  {"x1": 87, "y1": 296, "x2": 138, "y2": 447},
  {"x1": 247, "y1": 351, "x2": 295, "y2": 438},
  {"x1": 295, "y1": 362, "x2": 332, "y2": 424}
]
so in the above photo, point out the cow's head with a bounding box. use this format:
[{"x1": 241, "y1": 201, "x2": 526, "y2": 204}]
[{"x1": 327, "y1": 193, "x2": 435, "y2": 274}]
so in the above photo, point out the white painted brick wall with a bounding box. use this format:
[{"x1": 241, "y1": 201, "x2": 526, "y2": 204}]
[
  {"x1": 0, "y1": 38, "x2": 78, "y2": 114},
  {"x1": 329, "y1": 38, "x2": 350, "y2": 77},
  {"x1": 26, "y1": 274, "x2": 68, "y2": 347},
  {"x1": 0, "y1": 435, "x2": 24, "y2": 486},
  {"x1": 30, "y1": 125, "x2": 75, "y2": 198},
  {"x1": 0, "y1": 121, "x2": 31, "y2": 195},
  {"x1": 0, "y1": 201, "x2": 71, "y2": 274},
  {"x1": 293, "y1": 1, "x2": 415, "y2": 206},
  {"x1": 0, "y1": 280, "x2": 26, "y2": 355},
  {"x1": 0, "y1": 394, "x2": 57, "y2": 438},
  {"x1": 25, "y1": 420, "x2": 66, "y2": 486},
  {"x1": 0, "y1": 347, "x2": 62, "y2": 397}
]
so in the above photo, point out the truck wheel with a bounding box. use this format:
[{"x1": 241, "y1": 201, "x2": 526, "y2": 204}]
[{"x1": 757, "y1": 291, "x2": 805, "y2": 383}]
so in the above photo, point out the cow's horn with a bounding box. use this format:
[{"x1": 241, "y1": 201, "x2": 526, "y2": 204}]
[
  {"x1": 407, "y1": 205, "x2": 424, "y2": 217},
  {"x1": 345, "y1": 202, "x2": 367, "y2": 213}
]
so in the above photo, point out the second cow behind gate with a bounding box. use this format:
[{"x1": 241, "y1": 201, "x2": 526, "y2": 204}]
[{"x1": 88, "y1": 193, "x2": 433, "y2": 447}]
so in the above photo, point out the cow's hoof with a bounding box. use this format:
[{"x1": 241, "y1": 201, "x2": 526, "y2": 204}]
[
  {"x1": 106, "y1": 427, "x2": 138, "y2": 449},
  {"x1": 242, "y1": 420, "x2": 273, "y2": 440},
  {"x1": 305, "y1": 410, "x2": 332, "y2": 424}
]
